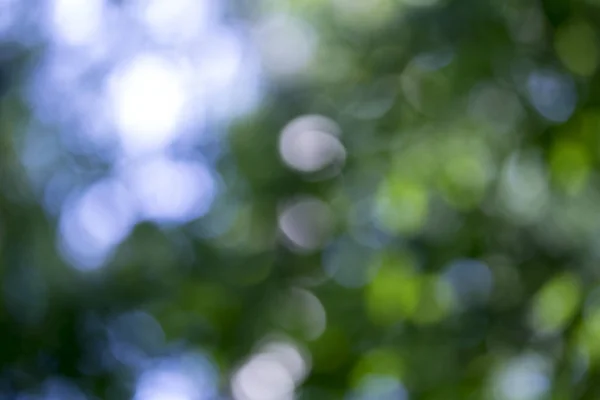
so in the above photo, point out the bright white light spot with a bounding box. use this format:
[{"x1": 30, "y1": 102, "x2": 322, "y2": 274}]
[
  {"x1": 135, "y1": 353, "x2": 218, "y2": 400},
  {"x1": 280, "y1": 130, "x2": 345, "y2": 174},
  {"x1": 134, "y1": 0, "x2": 212, "y2": 45},
  {"x1": 49, "y1": 0, "x2": 105, "y2": 46},
  {"x1": 278, "y1": 197, "x2": 333, "y2": 252},
  {"x1": 233, "y1": 355, "x2": 295, "y2": 400},
  {"x1": 139, "y1": 371, "x2": 195, "y2": 400},
  {"x1": 232, "y1": 339, "x2": 309, "y2": 400},
  {"x1": 255, "y1": 15, "x2": 317, "y2": 77},
  {"x1": 279, "y1": 115, "x2": 345, "y2": 174},
  {"x1": 59, "y1": 178, "x2": 137, "y2": 271},
  {"x1": 527, "y1": 70, "x2": 576, "y2": 123},
  {"x1": 107, "y1": 54, "x2": 189, "y2": 155},
  {"x1": 122, "y1": 156, "x2": 216, "y2": 224},
  {"x1": 259, "y1": 341, "x2": 310, "y2": 384},
  {"x1": 493, "y1": 354, "x2": 551, "y2": 400}
]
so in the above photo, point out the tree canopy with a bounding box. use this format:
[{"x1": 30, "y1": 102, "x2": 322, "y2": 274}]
[{"x1": 1, "y1": 0, "x2": 600, "y2": 398}]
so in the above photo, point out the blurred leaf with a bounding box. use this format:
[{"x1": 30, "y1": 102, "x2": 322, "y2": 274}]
[{"x1": 531, "y1": 273, "x2": 582, "y2": 335}]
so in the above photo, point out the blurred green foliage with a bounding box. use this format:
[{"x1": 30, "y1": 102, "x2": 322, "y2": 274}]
[{"x1": 5, "y1": 0, "x2": 600, "y2": 398}]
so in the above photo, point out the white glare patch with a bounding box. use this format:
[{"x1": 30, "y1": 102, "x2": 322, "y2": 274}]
[
  {"x1": 49, "y1": 0, "x2": 105, "y2": 46},
  {"x1": 123, "y1": 157, "x2": 216, "y2": 224},
  {"x1": 279, "y1": 115, "x2": 345, "y2": 174},
  {"x1": 493, "y1": 354, "x2": 551, "y2": 400},
  {"x1": 232, "y1": 355, "x2": 295, "y2": 400},
  {"x1": 135, "y1": 353, "x2": 218, "y2": 400},
  {"x1": 278, "y1": 197, "x2": 334, "y2": 252},
  {"x1": 134, "y1": 0, "x2": 212, "y2": 45},
  {"x1": 259, "y1": 341, "x2": 310, "y2": 383},
  {"x1": 59, "y1": 179, "x2": 137, "y2": 271},
  {"x1": 107, "y1": 54, "x2": 189, "y2": 155},
  {"x1": 232, "y1": 339, "x2": 309, "y2": 400},
  {"x1": 255, "y1": 15, "x2": 317, "y2": 77},
  {"x1": 527, "y1": 70, "x2": 576, "y2": 123}
]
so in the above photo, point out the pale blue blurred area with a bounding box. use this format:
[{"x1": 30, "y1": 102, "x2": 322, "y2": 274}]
[
  {"x1": 3, "y1": 0, "x2": 263, "y2": 273},
  {"x1": 0, "y1": 2, "x2": 260, "y2": 396},
  {"x1": 1, "y1": 0, "x2": 589, "y2": 399},
  {"x1": 527, "y1": 69, "x2": 577, "y2": 123}
]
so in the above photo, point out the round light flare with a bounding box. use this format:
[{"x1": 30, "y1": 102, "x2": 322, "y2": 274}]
[
  {"x1": 232, "y1": 340, "x2": 309, "y2": 400},
  {"x1": 48, "y1": 0, "x2": 105, "y2": 47},
  {"x1": 137, "y1": 371, "x2": 196, "y2": 400},
  {"x1": 279, "y1": 115, "x2": 345, "y2": 175},
  {"x1": 106, "y1": 54, "x2": 190, "y2": 155},
  {"x1": 135, "y1": 353, "x2": 218, "y2": 400},
  {"x1": 122, "y1": 156, "x2": 217, "y2": 224},
  {"x1": 278, "y1": 197, "x2": 334, "y2": 252},
  {"x1": 58, "y1": 178, "x2": 137, "y2": 271},
  {"x1": 232, "y1": 355, "x2": 295, "y2": 400},
  {"x1": 259, "y1": 341, "x2": 310, "y2": 384},
  {"x1": 255, "y1": 15, "x2": 317, "y2": 77}
]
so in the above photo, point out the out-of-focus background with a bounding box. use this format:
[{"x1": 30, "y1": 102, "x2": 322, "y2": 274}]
[{"x1": 0, "y1": 0, "x2": 599, "y2": 398}]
